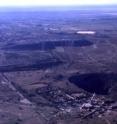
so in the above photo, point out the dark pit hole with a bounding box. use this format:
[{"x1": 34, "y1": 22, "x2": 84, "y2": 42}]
[
  {"x1": 69, "y1": 73, "x2": 117, "y2": 95},
  {"x1": 3, "y1": 39, "x2": 93, "y2": 51}
]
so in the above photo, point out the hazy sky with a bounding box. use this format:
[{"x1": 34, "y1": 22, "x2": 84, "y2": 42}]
[{"x1": 0, "y1": 0, "x2": 117, "y2": 6}]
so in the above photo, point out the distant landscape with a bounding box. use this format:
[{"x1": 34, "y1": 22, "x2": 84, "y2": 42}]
[{"x1": 0, "y1": 6, "x2": 117, "y2": 124}]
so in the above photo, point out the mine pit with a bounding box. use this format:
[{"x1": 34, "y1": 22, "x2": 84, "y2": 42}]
[
  {"x1": 69, "y1": 73, "x2": 117, "y2": 95},
  {"x1": 4, "y1": 39, "x2": 93, "y2": 51}
]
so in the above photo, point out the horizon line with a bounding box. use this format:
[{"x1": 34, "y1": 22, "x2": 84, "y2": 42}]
[{"x1": 0, "y1": 4, "x2": 117, "y2": 8}]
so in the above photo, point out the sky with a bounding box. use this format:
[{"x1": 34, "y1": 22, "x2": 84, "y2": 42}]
[{"x1": 0, "y1": 0, "x2": 117, "y2": 6}]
